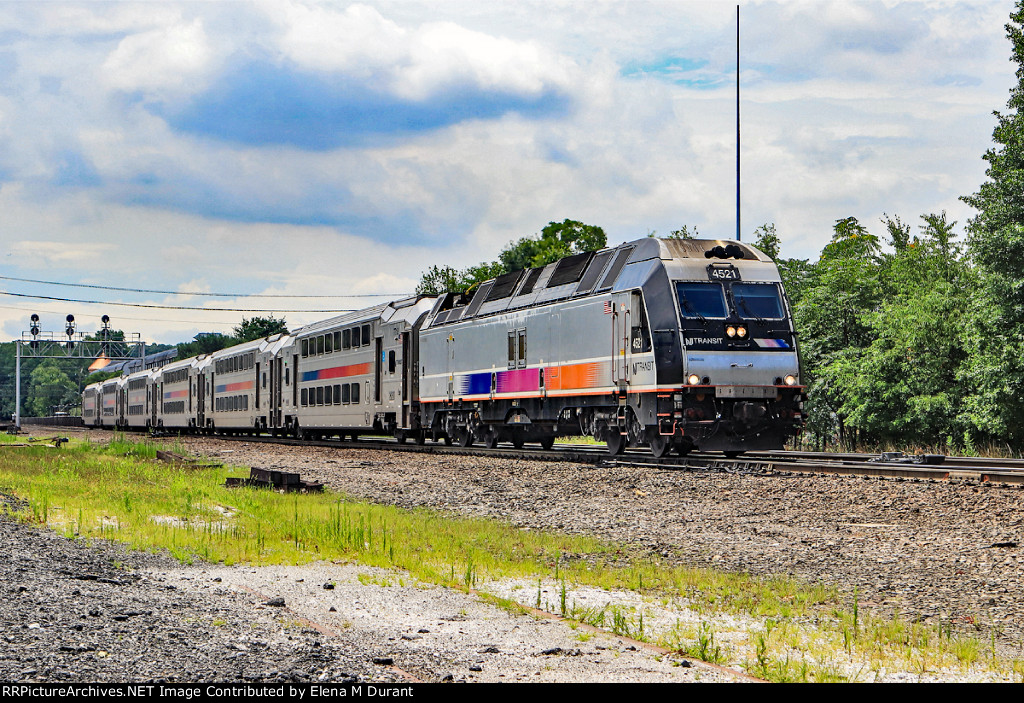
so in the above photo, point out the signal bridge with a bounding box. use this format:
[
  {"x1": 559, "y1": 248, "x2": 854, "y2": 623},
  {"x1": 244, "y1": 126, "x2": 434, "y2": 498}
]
[{"x1": 14, "y1": 314, "x2": 147, "y2": 430}]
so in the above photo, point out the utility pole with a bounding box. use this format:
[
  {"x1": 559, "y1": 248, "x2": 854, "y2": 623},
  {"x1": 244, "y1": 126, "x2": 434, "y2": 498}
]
[{"x1": 736, "y1": 4, "x2": 741, "y2": 242}]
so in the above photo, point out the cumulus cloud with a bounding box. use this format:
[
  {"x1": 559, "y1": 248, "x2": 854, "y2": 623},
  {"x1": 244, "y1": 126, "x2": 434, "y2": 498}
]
[{"x1": 102, "y1": 18, "x2": 214, "y2": 97}]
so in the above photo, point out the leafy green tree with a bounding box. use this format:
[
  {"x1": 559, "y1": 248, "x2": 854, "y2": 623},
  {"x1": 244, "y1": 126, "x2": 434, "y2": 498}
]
[
  {"x1": 417, "y1": 219, "x2": 607, "y2": 294},
  {"x1": 752, "y1": 223, "x2": 781, "y2": 260},
  {"x1": 793, "y1": 217, "x2": 883, "y2": 448},
  {"x1": 881, "y1": 213, "x2": 912, "y2": 254},
  {"x1": 836, "y1": 213, "x2": 972, "y2": 446},
  {"x1": 962, "y1": 2, "x2": 1024, "y2": 238},
  {"x1": 960, "y1": 2, "x2": 1024, "y2": 445},
  {"x1": 667, "y1": 225, "x2": 700, "y2": 239},
  {"x1": 233, "y1": 316, "x2": 288, "y2": 343},
  {"x1": 27, "y1": 362, "x2": 79, "y2": 416},
  {"x1": 499, "y1": 219, "x2": 607, "y2": 272},
  {"x1": 176, "y1": 333, "x2": 235, "y2": 359},
  {"x1": 416, "y1": 265, "x2": 464, "y2": 295}
]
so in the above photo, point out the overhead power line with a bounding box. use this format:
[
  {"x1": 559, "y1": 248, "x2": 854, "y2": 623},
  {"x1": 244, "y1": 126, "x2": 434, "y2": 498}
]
[
  {"x1": 0, "y1": 290, "x2": 356, "y2": 314},
  {"x1": 0, "y1": 274, "x2": 408, "y2": 299}
]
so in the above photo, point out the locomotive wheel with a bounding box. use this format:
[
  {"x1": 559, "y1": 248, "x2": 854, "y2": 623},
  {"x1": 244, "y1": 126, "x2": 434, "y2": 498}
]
[
  {"x1": 511, "y1": 432, "x2": 525, "y2": 449},
  {"x1": 483, "y1": 429, "x2": 499, "y2": 449},
  {"x1": 415, "y1": 431, "x2": 426, "y2": 445},
  {"x1": 606, "y1": 429, "x2": 626, "y2": 456},
  {"x1": 649, "y1": 434, "x2": 671, "y2": 458},
  {"x1": 539, "y1": 434, "x2": 555, "y2": 450},
  {"x1": 397, "y1": 431, "x2": 407, "y2": 444},
  {"x1": 456, "y1": 427, "x2": 474, "y2": 447},
  {"x1": 675, "y1": 442, "x2": 693, "y2": 457}
]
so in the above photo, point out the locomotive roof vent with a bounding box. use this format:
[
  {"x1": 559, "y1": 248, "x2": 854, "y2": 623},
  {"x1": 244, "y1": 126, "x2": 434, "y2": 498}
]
[{"x1": 705, "y1": 244, "x2": 746, "y2": 260}]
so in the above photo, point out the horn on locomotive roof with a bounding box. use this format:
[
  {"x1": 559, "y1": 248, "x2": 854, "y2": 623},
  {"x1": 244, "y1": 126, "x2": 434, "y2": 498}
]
[{"x1": 705, "y1": 245, "x2": 745, "y2": 260}]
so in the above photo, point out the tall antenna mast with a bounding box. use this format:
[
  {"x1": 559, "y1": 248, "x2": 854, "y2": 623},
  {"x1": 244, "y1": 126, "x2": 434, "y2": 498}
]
[{"x1": 736, "y1": 4, "x2": 741, "y2": 242}]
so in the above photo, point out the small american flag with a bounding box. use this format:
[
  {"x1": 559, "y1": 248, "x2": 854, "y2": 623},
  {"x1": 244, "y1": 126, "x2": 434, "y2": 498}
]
[{"x1": 603, "y1": 301, "x2": 613, "y2": 314}]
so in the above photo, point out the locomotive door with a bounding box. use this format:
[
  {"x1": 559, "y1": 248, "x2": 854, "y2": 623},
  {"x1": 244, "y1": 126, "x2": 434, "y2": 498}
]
[
  {"x1": 150, "y1": 381, "x2": 157, "y2": 427},
  {"x1": 611, "y1": 295, "x2": 631, "y2": 391},
  {"x1": 446, "y1": 333, "x2": 455, "y2": 403}
]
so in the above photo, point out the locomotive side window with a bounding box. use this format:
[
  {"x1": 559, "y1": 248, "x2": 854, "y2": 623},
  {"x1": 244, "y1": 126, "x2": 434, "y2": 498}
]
[
  {"x1": 732, "y1": 283, "x2": 785, "y2": 319},
  {"x1": 361, "y1": 325, "x2": 371, "y2": 346},
  {"x1": 325, "y1": 334, "x2": 333, "y2": 354},
  {"x1": 676, "y1": 283, "x2": 728, "y2": 319},
  {"x1": 343, "y1": 329, "x2": 351, "y2": 349},
  {"x1": 302, "y1": 339, "x2": 309, "y2": 357}
]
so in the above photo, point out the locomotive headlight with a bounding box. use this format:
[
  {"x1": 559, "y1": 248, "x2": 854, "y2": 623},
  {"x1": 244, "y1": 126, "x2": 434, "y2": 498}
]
[
  {"x1": 737, "y1": 326, "x2": 748, "y2": 338},
  {"x1": 784, "y1": 375, "x2": 797, "y2": 386},
  {"x1": 687, "y1": 374, "x2": 700, "y2": 385},
  {"x1": 726, "y1": 326, "x2": 736, "y2": 338}
]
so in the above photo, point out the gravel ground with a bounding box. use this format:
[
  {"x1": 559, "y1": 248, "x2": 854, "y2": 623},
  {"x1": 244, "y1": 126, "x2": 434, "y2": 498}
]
[{"x1": 5, "y1": 427, "x2": 1024, "y2": 682}]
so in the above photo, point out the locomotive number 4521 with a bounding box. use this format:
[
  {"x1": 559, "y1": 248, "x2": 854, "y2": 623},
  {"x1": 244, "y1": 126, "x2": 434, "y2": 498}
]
[{"x1": 707, "y1": 264, "x2": 741, "y2": 281}]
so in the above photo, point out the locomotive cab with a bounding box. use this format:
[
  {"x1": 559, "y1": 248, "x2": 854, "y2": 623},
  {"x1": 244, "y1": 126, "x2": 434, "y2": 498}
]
[{"x1": 639, "y1": 239, "x2": 804, "y2": 456}]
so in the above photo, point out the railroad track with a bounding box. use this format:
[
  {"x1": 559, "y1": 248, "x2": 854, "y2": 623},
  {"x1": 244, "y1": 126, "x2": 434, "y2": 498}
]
[{"x1": 143, "y1": 429, "x2": 1024, "y2": 487}]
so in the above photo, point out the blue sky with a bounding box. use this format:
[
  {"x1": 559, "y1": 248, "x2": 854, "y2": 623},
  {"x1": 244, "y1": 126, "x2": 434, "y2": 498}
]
[{"x1": 0, "y1": 0, "x2": 1017, "y2": 343}]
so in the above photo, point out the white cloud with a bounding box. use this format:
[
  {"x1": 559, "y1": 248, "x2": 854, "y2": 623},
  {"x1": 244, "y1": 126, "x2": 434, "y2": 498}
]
[
  {"x1": 102, "y1": 18, "x2": 215, "y2": 96},
  {"x1": 9, "y1": 241, "x2": 116, "y2": 267},
  {"x1": 273, "y1": 2, "x2": 576, "y2": 99}
]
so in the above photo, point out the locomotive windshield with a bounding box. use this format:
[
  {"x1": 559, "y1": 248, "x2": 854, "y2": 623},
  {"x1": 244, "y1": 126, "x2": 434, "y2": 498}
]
[
  {"x1": 676, "y1": 282, "x2": 728, "y2": 319},
  {"x1": 732, "y1": 283, "x2": 785, "y2": 319}
]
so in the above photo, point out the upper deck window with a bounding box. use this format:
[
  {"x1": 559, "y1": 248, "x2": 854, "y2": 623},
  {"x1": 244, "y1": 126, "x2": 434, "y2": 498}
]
[
  {"x1": 676, "y1": 283, "x2": 728, "y2": 319},
  {"x1": 733, "y1": 283, "x2": 784, "y2": 319}
]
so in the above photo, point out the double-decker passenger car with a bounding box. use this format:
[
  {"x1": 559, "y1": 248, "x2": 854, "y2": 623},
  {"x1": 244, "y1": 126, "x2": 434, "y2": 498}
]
[
  {"x1": 154, "y1": 356, "x2": 198, "y2": 431},
  {"x1": 288, "y1": 296, "x2": 435, "y2": 441},
  {"x1": 206, "y1": 339, "x2": 263, "y2": 434},
  {"x1": 82, "y1": 382, "x2": 101, "y2": 428},
  {"x1": 124, "y1": 369, "x2": 156, "y2": 431},
  {"x1": 98, "y1": 376, "x2": 125, "y2": 429}
]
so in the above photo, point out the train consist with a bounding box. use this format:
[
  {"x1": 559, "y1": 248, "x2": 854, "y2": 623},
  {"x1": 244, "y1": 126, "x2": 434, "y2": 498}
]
[{"x1": 82, "y1": 237, "x2": 804, "y2": 456}]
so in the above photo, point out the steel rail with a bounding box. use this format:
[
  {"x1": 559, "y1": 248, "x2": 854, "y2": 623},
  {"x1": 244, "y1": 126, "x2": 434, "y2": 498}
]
[{"x1": 133, "y1": 429, "x2": 1024, "y2": 487}]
